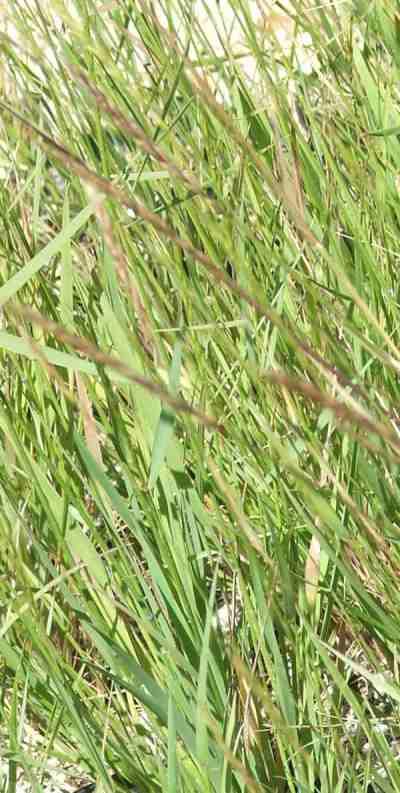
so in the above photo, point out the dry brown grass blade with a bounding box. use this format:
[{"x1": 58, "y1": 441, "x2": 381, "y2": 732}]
[
  {"x1": 76, "y1": 372, "x2": 104, "y2": 468},
  {"x1": 184, "y1": 74, "x2": 318, "y2": 249},
  {"x1": 232, "y1": 655, "x2": 306, "y2": 757},
  {"x1": 72, "y1": 67, "x2": 221, "y2": 208},
  {"x1": 205, "y1": 706, "x2": 265, "y2": 793},
  {"x1": 305, "y1": 430, "x2": 333, "y2": 609},
  {"x1": 91, "y1": 192, "x2": 156, "y2": 362},
  {"x1": 268, "y1": 369, "x2": 400, "y2": 584},
  {"x1": 265, "y1": 369, "x2": 400, "y2": 456},
  {"x1": 0, "y1": 102, "x2": 370, "y2": 400},
  {"x1": 304, "y1": 533, "x2": 321, "y2": 609},
  {"x1": 271, "y1": 115, "x2": 305, "y2": 219},
  {"x1": 10, "y1": 306, "x2": 225, "y2": 434},
  {"x1": 208, "y1": 457, "x2": 273, "y2": 565},
  {"x1": 0, "y1": 103, "x2": 276, "y2": 313},
  {"x1": 114, "y1": 0, "x2": 318, "y2": 248}
]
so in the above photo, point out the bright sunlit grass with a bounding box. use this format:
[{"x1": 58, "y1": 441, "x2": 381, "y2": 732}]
[{"x1": 1, "y1": 1, "x2": 400, "y2": 792}]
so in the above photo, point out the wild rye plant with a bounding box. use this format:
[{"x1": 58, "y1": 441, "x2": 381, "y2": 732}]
[{"x1": 1, "y1": 2, "x2": 400, "y2": 792}]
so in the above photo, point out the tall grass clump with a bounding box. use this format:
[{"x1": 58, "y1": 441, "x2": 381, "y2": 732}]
[{"x1": 1, "y1": 1, "x2": 400, "y2": 791}]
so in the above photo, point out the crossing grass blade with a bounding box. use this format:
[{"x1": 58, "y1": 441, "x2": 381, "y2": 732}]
[{"x1": 3, "y1": 2, "x2": 400, "y2": 792}]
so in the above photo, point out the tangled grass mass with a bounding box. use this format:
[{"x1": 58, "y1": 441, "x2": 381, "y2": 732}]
[{"x1": 1, "y1": 2, "x2": 400, "y2": 792}]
